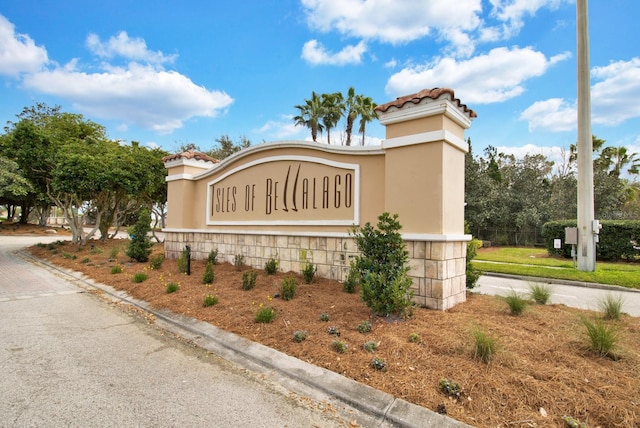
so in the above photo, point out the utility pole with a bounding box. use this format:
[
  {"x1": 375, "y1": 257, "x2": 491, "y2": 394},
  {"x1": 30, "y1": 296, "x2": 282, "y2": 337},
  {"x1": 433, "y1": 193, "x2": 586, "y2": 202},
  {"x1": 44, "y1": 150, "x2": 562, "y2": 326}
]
[{"x1": 576, "y1": 0, "x2": 596, "y2": 271}]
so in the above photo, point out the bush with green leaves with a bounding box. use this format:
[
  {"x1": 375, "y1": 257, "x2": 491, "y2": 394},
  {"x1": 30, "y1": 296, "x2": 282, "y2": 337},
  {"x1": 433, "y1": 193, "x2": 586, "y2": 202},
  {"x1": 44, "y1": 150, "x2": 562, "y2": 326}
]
[
  {"x1": 351, "y1": 212, "x2": 414, "y2": 317},
  {"x1": 465, "y1": 223, "x2": 482, "y2": 289},
  {"x1": 332, "y1": 340, "x2": 348, "y2": 354},
  {"x1": 132, "y1": 272, "x2": 148, "y2": 283},
  {"x1": 319, "y1": 312, "x2": 330, "y2": 322},
  {"x1": 357, "y1": 320, "x2": 372, "y2": 333},
  {"x1": 177, "y1": 249, "x2": 189, "y2": 274},
  {"x1": 439, "y1": 379, "x2": 462, "y2": 398},
  {"x1": 503, "y1": 290, "x2": 528, "y2": 315},
  {"x1": 342, "y1": 265, "x2": 358, "y2": 293},
  {"x1": 301, "y1": 262, "x2": 316, "y2": 284},
  {"x1": 408, "y1": 332, "x2": 421, "y2": 343},
  {"x1": 472, "y1": 326, "x2": 497, "y2": 363},
  {"x1": 202, "y1": 260, "x2": 215, "y2": 284},
  {"x1": 207, "y1": 249, "x2": 218, "y2": 264},
  {"x1": 363, "y1": 341, "x2": 378, "y2": 352},
  {"x1": 242, "y1": 270, "x2": 258, "y2": 290},
  {"x1": 529, "y1": 282, "x2": 552, "y2": 304},
  {"x1": 203, "y1": 293, "x2": 218, "y2": 307},
  {"x1": 110, "y1": 265, "x2": 123, "y2": 274},
  {"x1": 126, "y1": 208, "x2": 153, "y2": 262},
  {"x1": 234, "y1": 254, "x2": 245, "y2": 270},
  {"x1": 166, "y1": 282, "x2": 179, "y2": 293},
  {"x1": 293, "y1": 330, "x2": 308, "y2": 343},
  {"x1": 264, "y1": 257, "x2": 279, "y2": 275},
  {"x1": 149, "y1": 254, "x2": 164, "y2": 270},
  {"x1": 255, "y1": 306, "x2": 275, "y2": 323},
  {"x1": 280, "y1": 276, "x2": 298, "y2": 301},
  {"x1": 580, "y1": 316, "x2": 619, "y2": 359},
  {"x1": 370, "y1": 357, "x2": 386, "y2": 371},
  {"x1": 598, "y1": 294, "x2": 624, "y2": 320}
]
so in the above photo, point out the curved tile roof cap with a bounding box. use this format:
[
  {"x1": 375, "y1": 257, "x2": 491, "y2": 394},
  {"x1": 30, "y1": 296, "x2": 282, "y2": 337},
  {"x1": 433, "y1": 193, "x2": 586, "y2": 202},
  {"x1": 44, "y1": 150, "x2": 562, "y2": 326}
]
[
  {"x1": 375, "y1": 88, "x2": 477, "y2": 119},
  {"x1": 162, "y1": 150, "x2": 220, "y2": 164}
]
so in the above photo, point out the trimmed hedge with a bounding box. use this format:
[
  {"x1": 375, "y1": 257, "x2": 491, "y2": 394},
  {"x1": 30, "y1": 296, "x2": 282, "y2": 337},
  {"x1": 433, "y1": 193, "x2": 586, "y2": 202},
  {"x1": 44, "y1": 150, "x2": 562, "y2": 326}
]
[{"x1": 542, "y1": 220, "x2": 640, "y2": 261}]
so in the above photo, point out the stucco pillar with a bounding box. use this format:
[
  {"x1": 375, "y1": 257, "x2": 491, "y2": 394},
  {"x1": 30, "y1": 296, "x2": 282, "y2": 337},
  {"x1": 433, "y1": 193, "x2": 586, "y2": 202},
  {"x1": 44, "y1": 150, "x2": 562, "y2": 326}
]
[{"x1": 375, "y1": 88, "x2": 476, "y2": 310}]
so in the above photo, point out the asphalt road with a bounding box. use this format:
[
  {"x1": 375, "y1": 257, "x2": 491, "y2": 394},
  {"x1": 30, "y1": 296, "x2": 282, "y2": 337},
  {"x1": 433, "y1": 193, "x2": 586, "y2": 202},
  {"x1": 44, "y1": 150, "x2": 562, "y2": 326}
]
[{"x1": 0, "y1": 236, "x2": 356, "y2": 428}]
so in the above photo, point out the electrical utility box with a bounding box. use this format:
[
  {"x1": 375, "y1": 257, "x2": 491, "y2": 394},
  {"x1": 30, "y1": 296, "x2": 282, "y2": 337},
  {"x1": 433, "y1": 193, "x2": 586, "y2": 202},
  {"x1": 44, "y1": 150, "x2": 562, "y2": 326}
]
[{"x1": 565, "y1": 227, "x2": 578, "y2": 245}]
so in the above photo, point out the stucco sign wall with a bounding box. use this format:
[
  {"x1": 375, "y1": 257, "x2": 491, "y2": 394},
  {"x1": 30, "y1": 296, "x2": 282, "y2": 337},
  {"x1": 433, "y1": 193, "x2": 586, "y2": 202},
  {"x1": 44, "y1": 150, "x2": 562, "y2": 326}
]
[{"x1": 206, "y1": 156, "x2": 359, "y2": 226}]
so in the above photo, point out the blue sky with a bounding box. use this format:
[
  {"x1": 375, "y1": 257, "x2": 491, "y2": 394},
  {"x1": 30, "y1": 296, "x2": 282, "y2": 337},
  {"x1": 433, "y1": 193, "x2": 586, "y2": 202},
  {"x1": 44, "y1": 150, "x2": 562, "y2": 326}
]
[{"x1": 1, "y1": 0, "x2": 639, "y2": 164}]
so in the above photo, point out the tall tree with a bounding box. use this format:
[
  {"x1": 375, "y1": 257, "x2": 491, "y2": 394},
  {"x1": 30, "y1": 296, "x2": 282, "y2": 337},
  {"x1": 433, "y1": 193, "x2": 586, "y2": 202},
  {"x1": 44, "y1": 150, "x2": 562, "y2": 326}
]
[
  {"x1": 293, "y1": 92, "x2": 324, "y2": 142},
  {"x1": 357, "y1": 95, "x2": 377, "y2": 146},
  {"x1": 343, "y1": 87, "x2": 358, "y2": 146},
  {"x1": 206, "y1": 135, "x2": 251, "y2": 160},
  {"x1": 320, "y1": 92, "x2": 343, "y2": 145}
]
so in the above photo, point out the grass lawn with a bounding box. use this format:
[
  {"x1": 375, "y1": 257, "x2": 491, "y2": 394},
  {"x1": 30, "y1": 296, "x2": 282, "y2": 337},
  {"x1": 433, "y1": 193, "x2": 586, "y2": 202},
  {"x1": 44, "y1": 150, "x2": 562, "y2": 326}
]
[{"x1": 474, "y1": 247, "x2": 640, "y2": 289}]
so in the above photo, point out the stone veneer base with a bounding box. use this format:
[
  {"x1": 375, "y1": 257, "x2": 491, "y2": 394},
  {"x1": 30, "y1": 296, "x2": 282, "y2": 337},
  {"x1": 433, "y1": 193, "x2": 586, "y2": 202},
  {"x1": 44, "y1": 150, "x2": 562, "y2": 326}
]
[{"x1": 164, "y1": 231, "x2": 467, "y2": 311}]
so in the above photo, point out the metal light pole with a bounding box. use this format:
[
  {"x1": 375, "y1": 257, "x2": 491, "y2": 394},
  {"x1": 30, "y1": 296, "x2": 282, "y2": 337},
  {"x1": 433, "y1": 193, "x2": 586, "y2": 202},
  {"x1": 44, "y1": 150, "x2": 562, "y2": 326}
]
[{"x1": 576, "y1": 0, "x2": 596, "y2": 271}]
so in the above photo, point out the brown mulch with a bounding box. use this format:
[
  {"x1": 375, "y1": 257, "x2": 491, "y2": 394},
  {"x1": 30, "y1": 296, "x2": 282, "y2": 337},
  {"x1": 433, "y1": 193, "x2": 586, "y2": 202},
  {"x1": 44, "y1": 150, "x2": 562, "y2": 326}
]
[{"x1": 27, "y1": 238, "x2": 640, "y2": 428}]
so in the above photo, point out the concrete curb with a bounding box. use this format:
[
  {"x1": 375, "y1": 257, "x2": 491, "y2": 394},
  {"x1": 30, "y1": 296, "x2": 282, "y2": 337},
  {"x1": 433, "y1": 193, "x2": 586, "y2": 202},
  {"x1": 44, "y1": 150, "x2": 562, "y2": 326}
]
[
  {"x1": 20, "y1": 251, "x2": 471, "y2": 428},
  {"x1": 482, "y1": 272, "x2": 640, "y2": 293}
]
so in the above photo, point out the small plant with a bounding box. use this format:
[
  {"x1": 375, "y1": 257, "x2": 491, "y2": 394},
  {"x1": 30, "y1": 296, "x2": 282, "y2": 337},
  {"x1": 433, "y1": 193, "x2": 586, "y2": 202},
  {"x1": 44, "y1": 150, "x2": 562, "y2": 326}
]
[
  {"x1": 529, "y1": 282, "x2": 552, "y2": 305},
  {"x1": 255, "y1": 306, "x2": 275, "y2": 323},
  {"x1": 472, "y1": 326, "x2": 497, "y2": 364},
  {"x1": 203, "y1": 293, "x2": 218, "y2": 307},
  {"x1": 166, "y1": 282, "x2": 179, "y2": 293},
  {"x1": 332, "y1": 340, "x2": 348, "y2": 354},
  {"x1": 598, "y1": 293, "x2": 624, "y2": 321},
  {"x1": 370, "y1": 357, "x2": 386, "y2": 371},
  {"x1": 342, "y1": 265, "x2": 358, "y2": 293},
  {"x1": 233, "y1": 254, "x2": 245, "y2": 270},
  {"x1": 177, "y1": 249, "x2": 189, "y2": 274},
  {"x1": 110, "y1": 265, "x2": 123, "y2": 274},
  {"x1": 580, "y1": 316, "x2": 619, "y2": 359},
  {"x1": 363, "y1": 341, "x2": 378, "y2": 352},
  {"x1": 293, "y1": 330, "x2": 308, "y2": 343},
  {"x1": 242, "y1": 270, "x2": 257, "y2": 290},
  {"x1": 562, "y1": 415, "x2": 588, "y2": 428},
  {"x1": 62, "y1": 252, "x2": 77, "y2": 260},
  {"x1": 207, "y1": 249, "x2": 218, "y2": 264},
  {"x1": 301, "y1": 262, "x2": 316, "y2": 284},
  {"x1": 319, "y1": 312, "x2": 330, "y2": 322},
  {"x1": 202, "y1": 260, "x2": 215, "y2": 284},
  {"x1": 439, "y1": 379, "x2": 462, "y2": 398},
  {"x1": 132, "y1": 272, "x2": 148, "y2": 283},
  {"x1": 264, "y1": 257, "x2": 279, "y2": 275},
  {"x1": 126, "y1": 208, "x2": 153, "y2": 262},
  {"x1": 109, "y1": 246, "x2": 119, "y2": 259},
  {"x1": 80, "y1": 257, "x2": 91, "y2": 264},
  {"x1": 149, "y1": 254, "x2": 164, "y2": 270},
  {"x1": 327, "y1": 326, "x2": 340, "y2": 336},
  {"x1": 503, "y1": 289, "x2": 528, "y2": 315},
  {"x1": 90, "y1": 246, "x2": 103, "y2": 255},
  {"x1": 408, "y1": 332, "x2": 421, "y2": 343},
  {"x1": 357, "y1": 320, "x2": 372, "y2": 334},
  {"x1": 280, "y1": 276, "x2": 298, "y2": 301}
]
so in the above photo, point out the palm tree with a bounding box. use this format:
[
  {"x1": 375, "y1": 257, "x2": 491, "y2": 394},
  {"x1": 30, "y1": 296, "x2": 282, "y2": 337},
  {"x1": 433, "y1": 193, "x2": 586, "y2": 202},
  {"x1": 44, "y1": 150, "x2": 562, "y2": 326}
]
[
  {"x1": 357, "y1": 95, "x2": 377, "y2": 146},
  {"x1": 600, "y1": 146, "x2": 639, "y2": 177},
  {"x1": 293, "y1": 92, "x2": 324, "y2": 142},
  {"x1": 321, "y1": 92, "x2": 344, "y2": 145},
  {"x1": 343, "y1": 87, "x2": 358, "y2": 146}
]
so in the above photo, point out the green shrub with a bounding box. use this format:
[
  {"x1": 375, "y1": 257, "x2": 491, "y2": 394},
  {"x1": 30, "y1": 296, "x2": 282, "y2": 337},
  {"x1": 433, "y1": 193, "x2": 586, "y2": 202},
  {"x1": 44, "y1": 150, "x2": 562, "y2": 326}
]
[
  {"x1": 80, "y1": 257, "x2": 91, "y2": 264},
  {"x1": 327, "y1": 326, "x2": 340, "y2": 336},
  {"x1": 109, "y1": 246, "x2": 119, "y2": 259},
  {"x1": 598, "y1": 294, "x2": 624, "y2": 320},
  {"x1": 255, "y1": 306, "x2": 275, "y2": 323},
  {"x1": 293, "y1": 330, "x2": 308, "y2": 343},
  {"x1": 301, "y1": 262, "x2": 316, "y2": 284},
  {"x1": 503, "y1": 290, "x2": 529, "y2": 315},
  {"x1": 332, "y1": 340, "x2": 348, "y2": 354},
  {"x1": 126, "y1": 208, "x2": 153, "y2": 262},
  {"x1": 207, "y1": 249, "x2": 218, "y2": 264},
  {"x1": 90, "y1": 246, "x2": 103, "y2": 255},
  {"x1": 319, "y1": 312, "x2": 330, "y2": 322},
  {"x1": 202, "y1": 260, "x2": 215, "y2": 284},
  {"x1": 465, "y1": 222, "x2": 482, "y2": 289},
  {"x1": 280, "y1": 276, "x2": 298, "y2": 301},
  {"x1": 166, "y1": 282, "x2": 179, "y2": 293},
  {"x1": 439, "y1": 379, "x2": 462, "y2": 398},
  {"x1": 110, "y1": 265, "x2": 123, "y2": 274},
  {"x1": 343, "y1": 265, "x2": 358, "y2": 293},
  {"x1": 357, "y1": 320, "x2": 372, "y2": 334},
  {"x1": 132, "y1": 272, "x2": 148, "y2": 283},
  {"x1": 62, "y1": 252, "x2": 77, "y2": 260},
  {"x1": 234, "y1": 254, "x2": 245, "y2": 270},
  {"x1": 562, "y1": 415, "x2": 588, "y2": 428},
  {"x1": 529, "y1": 282, "x2": 552, "y2": 304},
  {"x1": 203, "y1": 293, "x2": 218, "y2": 307},
  {"x1": 351, "y1": 212, "x2": 414, "y2": 317},
  {"x1": 177, "y1": 249, "x2": 189, "y2": 274},
  {"x1": 370, "y1": 357, "x2": 386, "y2": 371},
  {"x1": 472, "y1": 326, "x2": 497, "y2": 363},
  {"x1": 242, "y1": 270, "x2": 257, "y2": 290},
  {"x1": 149, "y1": 254, "x2": 164, "y2": 270},
  {"x1": 580, "y1": 316, "x2": 619, "y2": 358},
  {"x1": 363, "y1": 341, "x2": 378, "y2": 352},
  {"x1": 408, "y1": 332, "x2": 421, "y2": 343},
  {"x1": 264, "y1": 257, "x2": 278, "y2": 275}
]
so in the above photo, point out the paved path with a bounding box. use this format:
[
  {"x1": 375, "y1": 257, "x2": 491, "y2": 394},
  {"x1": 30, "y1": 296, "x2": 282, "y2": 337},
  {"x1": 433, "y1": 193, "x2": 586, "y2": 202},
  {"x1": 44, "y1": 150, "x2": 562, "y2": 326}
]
[
  {"x1": 0, "y1": 236, "x2": 357, "y2": 427},
  {"x1": 476, "y1": 273, "x2": 640, "y2": 317}
]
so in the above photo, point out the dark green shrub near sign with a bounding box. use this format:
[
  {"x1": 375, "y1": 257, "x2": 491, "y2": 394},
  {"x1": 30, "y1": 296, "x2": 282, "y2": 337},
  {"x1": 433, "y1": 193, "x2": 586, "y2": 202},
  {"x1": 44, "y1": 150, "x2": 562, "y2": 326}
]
[
  {"x1": 126, "y1": 208, "x2": 153, "y2": 262},
  {"x1": 542, "y1": 220, "x2": 640, "y2": 261}
]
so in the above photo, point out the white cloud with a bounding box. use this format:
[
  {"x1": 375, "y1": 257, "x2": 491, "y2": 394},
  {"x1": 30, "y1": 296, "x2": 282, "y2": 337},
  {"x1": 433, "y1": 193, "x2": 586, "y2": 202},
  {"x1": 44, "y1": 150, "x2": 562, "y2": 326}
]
[
  {"x1": 301, "y1": 39, "x2": 366, "y2": 65},
  {"x1": 520, "y1": 58, "x2": 640, "y2": 132},
  {"x1": 487, "y1": 0, "x2": 569, "y2": 39},
  {"x1": 0, "y1": 14, "x2": 48, "y2": 76},
  {"x1": 257, "y1": 115, "x2": 302, "y2": 139},
  {"x1": 385, "y1": 47, "x2": 570, "y2": 104},
  {"x1": 23, "y1": 62, "x2": 233, "y2": 134},
  {"x1": 86, "y1": 31, "x2": 177, "y2": 66}
]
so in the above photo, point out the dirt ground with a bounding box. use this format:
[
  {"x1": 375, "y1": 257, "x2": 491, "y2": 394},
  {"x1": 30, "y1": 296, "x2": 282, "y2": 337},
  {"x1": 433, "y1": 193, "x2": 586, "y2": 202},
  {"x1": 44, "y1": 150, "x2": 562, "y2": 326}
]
[{"x1": 18, "y1": 230, "x2": 640, "y2": 428}]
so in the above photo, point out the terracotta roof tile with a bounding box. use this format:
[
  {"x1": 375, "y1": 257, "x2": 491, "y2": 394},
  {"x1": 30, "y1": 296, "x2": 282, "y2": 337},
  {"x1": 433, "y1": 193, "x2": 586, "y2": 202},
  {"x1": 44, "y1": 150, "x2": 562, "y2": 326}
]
[
  {"x1": 162, "y1": 150, "x2": 220, "y2": 164},
  {"x1": 375, "y1": 88, "x2": 476, "y2": 118}
]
